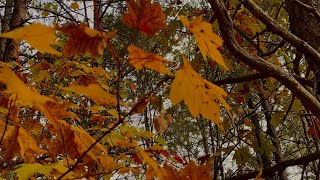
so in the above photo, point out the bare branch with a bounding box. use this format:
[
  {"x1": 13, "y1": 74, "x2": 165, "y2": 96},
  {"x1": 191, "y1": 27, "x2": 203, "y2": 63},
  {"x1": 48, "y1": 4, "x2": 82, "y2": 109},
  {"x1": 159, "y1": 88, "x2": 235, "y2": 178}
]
[
  {"x1": 208, "y1": 0, "x2": 320, "y2": 118},
  {"x1": 225, "y1": 151, "x2": 320, "y2": 180},
  {"x1": 241, "y1": 0, "x2": 320, "y2": 65}
]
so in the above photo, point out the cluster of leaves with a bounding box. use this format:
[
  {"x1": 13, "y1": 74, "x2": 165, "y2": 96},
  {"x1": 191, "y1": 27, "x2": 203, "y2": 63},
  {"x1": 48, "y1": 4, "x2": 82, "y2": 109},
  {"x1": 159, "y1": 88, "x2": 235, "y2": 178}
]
[{"x1": 0, "y1": 0, "x2": 230, "y2": 179}]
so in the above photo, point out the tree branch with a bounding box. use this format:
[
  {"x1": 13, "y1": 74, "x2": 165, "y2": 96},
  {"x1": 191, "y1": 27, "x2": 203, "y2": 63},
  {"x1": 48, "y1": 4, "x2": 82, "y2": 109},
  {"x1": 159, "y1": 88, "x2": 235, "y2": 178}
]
[
  {"x1": 225, "y1": 151, "x2": 320, "y2": 180},
  {"x1": 290, "y1": 0, "x2": 320, "y2": 21},
  {"x1": 213, "y1": 73, "x2": 312, "y2": 87},
  {"x1": 241, "y1": 0, "x2": 320, "y2": 65},
  {"x1": 208, "y1": 0, "x2": 320, "y2": 118}
]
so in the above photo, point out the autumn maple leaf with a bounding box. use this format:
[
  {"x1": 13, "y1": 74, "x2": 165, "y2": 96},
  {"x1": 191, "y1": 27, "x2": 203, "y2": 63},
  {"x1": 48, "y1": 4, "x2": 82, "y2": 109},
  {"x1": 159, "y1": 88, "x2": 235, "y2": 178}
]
[
  {"x1": 127, "y1": 45, "x2": 172, "y2": 75},
  {"x1": 123, "y1": 0, "x2": 166, "y2": 36},
  {"x1": 170, "y1": 56, "x2": 229, "y2": 128},
  {"x1": 0, "y1": 23, "x2": 61, "y2": 55},
  {"x1": 180, "y1": 16, "x2": 228, "y2": 70},
  {"x1": 57, "y1": 23, "x2": 116, "y2": 57}
]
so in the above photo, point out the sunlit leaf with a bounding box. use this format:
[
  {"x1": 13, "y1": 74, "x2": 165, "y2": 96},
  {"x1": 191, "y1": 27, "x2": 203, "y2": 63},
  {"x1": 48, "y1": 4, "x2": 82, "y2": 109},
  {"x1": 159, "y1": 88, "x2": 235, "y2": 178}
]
[
  {"x1": 14, "y1": 163, "x2": 45, "y2": 180},
  {"x1": 128, "y1": 45, "x2": 172, "y2": 75},
  {"x1": 58, "y1": 121, "x2": 108, "y2": 164},
  {"x1": 14, "y1": 163, "x2": 64, "y2": 179},
  {"x1": 170, "y1": 56, "x2": 229, "y2": 128},
  {"x1": 0, "y1": 23, "x2": 60, "y2": 55},
  {"x1": 0, "y1": 62, "x2": 55, "y2": 109},
  {"x1": 0, "y1": 121, "x2": 46, "y2": 162},
  {"x1": 136, "y1": 147, "x2": 167, "y2": 179},
  {"x1": 74, "y1": 61, "x2": 110, "y2": 78},
  {"x1": 123, "y1": 0, "x2": 166, "y2": 36},
  {"x1": 62, "y1": 83, "x2": 117, "y2": 105},
  {"x1": 180, "y1": 16, "x2": 227, "y2": 69}
]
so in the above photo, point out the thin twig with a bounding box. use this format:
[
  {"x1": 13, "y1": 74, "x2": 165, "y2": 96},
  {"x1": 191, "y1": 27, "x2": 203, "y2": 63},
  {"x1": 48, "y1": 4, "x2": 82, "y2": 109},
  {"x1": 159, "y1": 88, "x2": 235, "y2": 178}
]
[{"x1": 0, "y1": 98, "x2": 15, "y2": 147}]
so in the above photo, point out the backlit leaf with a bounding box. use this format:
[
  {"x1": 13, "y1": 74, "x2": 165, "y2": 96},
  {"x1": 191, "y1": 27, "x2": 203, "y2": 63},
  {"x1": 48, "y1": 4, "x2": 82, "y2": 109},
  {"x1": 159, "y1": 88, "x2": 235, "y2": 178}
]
[
  {"x1": 57, "y1": 23, "x2": 116, "y2": 57},
  {"x1": 123, "y1": 0, "x2": 166, "y2": 36},
  {"x1": 170, "y1": 56, "x2": 229, "y2": 128},
  {"x1": 0, "y1": 62, "x2": 55, "y2": 109},
  {"x1": 14, "y1": 163, "x2": 63, "y2": 179},
  {"x1": 62, "y1": 83, "x2": 117, "y2": 105},
  {"x1": 136, "y1": 147, "x2": 167, "y2": 179},
  {"x1": 57, "y1": 121, "x2": 108, "y2": 164},
  {"x1": 14, "y1": 163, "x2": 45, "y2": 180},
  {"x1": 0, "y1": 23, "x2": 60, "y2": 55},
  {"x1": 128, "y1": 45, "x2": 172, "y2": 75},
  {"x1": 180, "y1": 16, "x2": 227, "y2": 69},
  {"x1": 0, "y1": 121, "x2": 46, "y2": 162}
]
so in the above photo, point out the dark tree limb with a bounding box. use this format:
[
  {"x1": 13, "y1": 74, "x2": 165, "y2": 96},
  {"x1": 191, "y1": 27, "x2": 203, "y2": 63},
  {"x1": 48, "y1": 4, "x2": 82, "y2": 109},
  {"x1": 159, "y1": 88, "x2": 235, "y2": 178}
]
[
  {"x1": 290, "y1": 0, "x2": 320, "y2": 21},
  {"x1": 208, "y1": 0, "x2": 320, "y2": 121},
  {"x1": 213, "y1": 73, "x2": 313, "y2": 87},
  {"x1": 225, "y1": 151, "x2": 320, "y2": 180},
  {"x1": 241, "y1": 0, "x2": 320, "y2": 65}
]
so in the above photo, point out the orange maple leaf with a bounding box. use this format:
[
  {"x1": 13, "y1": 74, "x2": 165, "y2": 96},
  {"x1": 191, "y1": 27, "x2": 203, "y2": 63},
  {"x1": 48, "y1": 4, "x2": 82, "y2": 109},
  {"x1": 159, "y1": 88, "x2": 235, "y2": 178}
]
[
  {"x1": 123, "y1": 0, "x2": 166, "y2": 36},
  {"x1": 127, "y1": 45, "x2": 172, "y2": 75},
  {"x1": 57, "y1": 23, "x2": 116, "y2": 57}
]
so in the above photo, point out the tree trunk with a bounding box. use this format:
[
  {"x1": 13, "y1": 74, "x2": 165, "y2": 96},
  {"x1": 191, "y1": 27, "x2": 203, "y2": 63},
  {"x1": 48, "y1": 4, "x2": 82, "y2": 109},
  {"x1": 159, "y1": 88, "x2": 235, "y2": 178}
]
[
  {"x1": 0, "y1": 0, "x2": 14, "y2": 60},
  {"x1": 2, "y1": 0, "x2": 29, "y2": 62}
]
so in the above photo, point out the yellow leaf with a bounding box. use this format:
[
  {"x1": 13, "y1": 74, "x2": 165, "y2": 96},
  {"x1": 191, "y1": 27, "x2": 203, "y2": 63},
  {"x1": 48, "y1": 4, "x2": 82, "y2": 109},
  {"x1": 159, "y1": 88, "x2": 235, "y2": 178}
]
[
  {"x1": 170, "y1": 57, "x2": 229, "y2": 128},
  {"x1": 74, "y1": 61, "x2": 110, "y2": 78},
  {"x1": 17, "y1": 126, "x2": 47, "y2": 158},
  {"x1": 14, "y1": 163, "x2": 62, "y2": 179},
  {"x1": 0, "y1": 122, "x2": 46, "y2": 162},
  {"x1": 50, "y1": 163, "x2": 75, "y2": 178},
  {"x1": 62, "y1": 83, "x2": 117, "y2": 105},
  {"x1": 70, "y1": 2, "x2": 79, "y2": 10},
  {"x1": 136, "y1": 147, "x2": 167, "y2": 179},
  {"x1": 128, "y1": 45, "x2": 172, "y2": 75},
  {"x1": 0, "y1": 23, "x2": 60, "y2": 55},
  {"x1": 107, "y1": 109, "x2": 120, "y2": 119},
  {"x1": 58, "y1": 121, "x2": 107, "y2": 164},
  {"x1": 97, "y1": 154, "x2": 124, "y2": 173},
  {"x1": 180, "y1": 16, "x2": 227, "y2": 70},
  {"x1": 87, "y1": 105, "x2": 107, "y2": 113},
  {"x1": 14, "y1": 163, "x2": 44, "y2": 180},
  {"x1": 0, "y1": 62, "x2": 55, "y2": 109}
]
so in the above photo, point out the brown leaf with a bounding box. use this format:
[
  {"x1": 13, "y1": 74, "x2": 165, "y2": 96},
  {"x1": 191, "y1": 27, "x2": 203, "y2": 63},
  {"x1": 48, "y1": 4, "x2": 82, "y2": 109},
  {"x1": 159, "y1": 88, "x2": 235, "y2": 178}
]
[
  {"x1": 164, "y1": 113, "x2": 173, "y2": 124},
  {"x1": 153, "y1": 117, "x2": 168, "y2": 134},
  {"x1": 131, "y1": 97, "x2": 148, "y2": 114},
  {"x1": 57, "y1": 23, "x2": 116, "y2": 57},
  {"x1": 123, "y1": 0, "x2": 166, "y2": 36}
]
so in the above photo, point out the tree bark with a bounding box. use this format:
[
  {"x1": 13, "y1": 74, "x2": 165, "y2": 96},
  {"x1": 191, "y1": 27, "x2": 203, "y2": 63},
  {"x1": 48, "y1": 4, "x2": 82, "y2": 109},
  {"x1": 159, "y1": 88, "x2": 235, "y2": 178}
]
[
  {"x1": 2, "y1": 0, "x2": 29, "y2": 62},
  {"x1": 0, "y1": 0, "x2": 14, "y2": 60}
]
